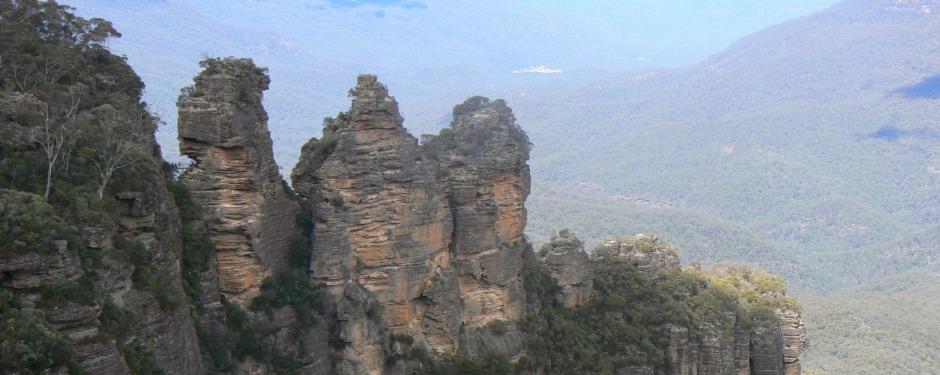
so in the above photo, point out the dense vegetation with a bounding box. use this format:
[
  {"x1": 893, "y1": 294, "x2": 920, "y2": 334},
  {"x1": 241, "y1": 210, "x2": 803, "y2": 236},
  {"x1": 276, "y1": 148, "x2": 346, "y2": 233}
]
[
  {"x1": 518, "y1": 257, "x2": 797, "y2": 373},
  {"x1": 0, "y1": 288, "x2": 81, "y2": 374},
  {"x1": 801, "y1": 263, "x2": 940, "y2": 374},
  {"x1": 417, "y1": 248, "x2": 798, "y2": 375},
  {"x1": 0, "y1": 1, "x2": 171, "y2": 373}
]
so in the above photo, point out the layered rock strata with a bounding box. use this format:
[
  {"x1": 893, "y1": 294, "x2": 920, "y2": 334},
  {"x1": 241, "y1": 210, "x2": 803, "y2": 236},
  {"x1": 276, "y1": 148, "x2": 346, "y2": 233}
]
[
  {"x1": 291, "y1": 75, "x2": 531, "y2": 372},
  {"x1": 178, "y1": 58, "x2": 300, "y2": 306},
  {"x1": 777, "y1": 309, "x2": 809, "y2": 375},
  {"x1": 176, "y1": 58, "x2": 331, "y2": 374}
]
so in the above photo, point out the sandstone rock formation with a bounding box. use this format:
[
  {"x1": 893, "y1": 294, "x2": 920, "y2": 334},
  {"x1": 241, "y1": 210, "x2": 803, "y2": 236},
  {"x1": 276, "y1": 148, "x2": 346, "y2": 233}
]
[
  {"x1": 176, "y1": 58, "x2": 331, "y2": 374},
  {"x1": 600, "y1": 233, "x2": 680, "y2": 278},
  {"x1": 777, "y1": 309, "x2": 809, "y2": 375},
  {"x1": 178, "y1": 58, "x2": 300, "y2": 306},
  {"x1": 2, "y1": 56, "x2": 809, "y2": 373},
  {"x1": 291, "y1": 75, "x2": 531, "y2": 372},
  {"x1": 538, "y1": 230, "x2": 594, "y2": 307}
]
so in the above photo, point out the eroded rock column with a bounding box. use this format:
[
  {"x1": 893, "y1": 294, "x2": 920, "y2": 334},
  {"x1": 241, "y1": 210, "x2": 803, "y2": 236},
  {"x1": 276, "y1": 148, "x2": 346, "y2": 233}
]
[{"x1": 178, "y1": 58, "x2": 299, "y2": 306}]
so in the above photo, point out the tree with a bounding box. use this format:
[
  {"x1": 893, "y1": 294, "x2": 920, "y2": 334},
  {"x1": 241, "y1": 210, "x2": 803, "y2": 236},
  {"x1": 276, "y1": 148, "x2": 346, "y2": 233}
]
[
  {"x1": 81, "y1": 101, "x2": 153, "y2": 198},
  {"x1": 28, "y1": 94, "x2": 79, "y2": 201}
]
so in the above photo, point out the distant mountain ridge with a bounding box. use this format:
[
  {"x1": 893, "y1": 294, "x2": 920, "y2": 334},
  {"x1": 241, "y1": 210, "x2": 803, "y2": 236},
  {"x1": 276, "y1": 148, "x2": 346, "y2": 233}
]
[
  {"x1": 513, "y1": 1, "x2": 939, "y2": 372},
  {"x1": 519, "y1": 0, "x2": 940, "y2": 286}
]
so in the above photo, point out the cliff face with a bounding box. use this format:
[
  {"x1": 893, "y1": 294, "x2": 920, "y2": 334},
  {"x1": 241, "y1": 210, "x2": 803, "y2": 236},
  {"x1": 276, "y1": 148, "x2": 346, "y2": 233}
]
[
  {"x1": 0, "y1": 100, "x2": 203, "y2": 374},
  {"x1": 291, "y1": 75, "x2": 530, "y2": 373},
  {"x1": 178, "y1": 58, "x2": 301, "y2": 306},
  {"x1": 441, "y1": 96, "x2": 530, "y2": 327},
  {"x1": 108, "y1": 177, "x2": 204, "y2": 374}
]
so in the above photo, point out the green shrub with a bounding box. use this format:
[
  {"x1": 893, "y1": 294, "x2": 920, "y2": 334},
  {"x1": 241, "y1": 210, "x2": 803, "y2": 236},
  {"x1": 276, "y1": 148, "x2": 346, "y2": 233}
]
[
  {"x1": 98, "y1": 298, "x2": 135, "y2": 339},
  {"x1": 118, "y1": 343, "x2": 166, "y2": 375},
  {"x1": 0, "y1": 288, "x2": 80, "y2": 374},
  {"x1": 249, "y1": 268, "x2": 323, "y2": 326},
  {"x1": 0, "y1": 190, "x2": 70, "y2": 256},
  {"x1": 486, "y1": 319, "x2": 508, "y2": 337}
]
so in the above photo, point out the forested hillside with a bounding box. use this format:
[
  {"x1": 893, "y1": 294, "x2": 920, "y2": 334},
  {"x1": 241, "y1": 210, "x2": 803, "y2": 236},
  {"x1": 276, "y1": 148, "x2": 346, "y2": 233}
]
[{"x1": 517, "y1": 0, "x2": 940, "y2": 292}]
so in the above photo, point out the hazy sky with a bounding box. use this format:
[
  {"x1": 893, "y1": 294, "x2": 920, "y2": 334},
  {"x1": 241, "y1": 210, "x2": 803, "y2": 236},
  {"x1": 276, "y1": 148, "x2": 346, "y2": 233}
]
[
  {"x1": 163, "y1": 0, "x2": 844, "y2": 71},
  {"x1": 67, "y1": 0, "x2": 843, "y2": 164}
]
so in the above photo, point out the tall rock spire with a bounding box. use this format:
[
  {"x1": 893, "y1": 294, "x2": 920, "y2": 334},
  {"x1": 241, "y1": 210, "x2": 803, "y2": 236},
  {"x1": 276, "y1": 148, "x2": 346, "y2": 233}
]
[
  {"x1": 291, "y1": 75, "x2": 533, "y2": 373},
  {"x1": 177, "y1": 57, "x2": 300, "y2": 305}
]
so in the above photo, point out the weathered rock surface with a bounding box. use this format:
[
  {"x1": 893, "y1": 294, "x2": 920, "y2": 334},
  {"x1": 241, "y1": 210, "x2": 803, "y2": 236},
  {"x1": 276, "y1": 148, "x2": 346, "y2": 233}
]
[
  {"x1": 178, "y1": 58, "x2": 301, "y2": 306},
  {"x1": 601, "y1": 233, "x2": 680, "y2": 278},
  {"x1": 0, "y1": 237, "x2": 81, "y2": 289},
  {"x1": 110, "y1": 169, "x2": 204, "y2": 375},
  {"x1": 777, "y1": 309, "x2": 809, "y2": 375},
  {"x1": 291, "y1": 75, "x2": 531, "y2": 372},
  {"x1": 538, "y1": 231, "x2": 593, "y2": 307},
  {"x1": 175, "y1": 58, "x2": 331, "y2": 374}
]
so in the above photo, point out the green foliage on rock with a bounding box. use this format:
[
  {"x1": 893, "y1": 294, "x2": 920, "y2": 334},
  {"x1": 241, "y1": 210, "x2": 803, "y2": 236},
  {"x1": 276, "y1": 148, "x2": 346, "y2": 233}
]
[
  {"x1": 113, "y1": 234, "x2": 179, "y2": 311},
  {"x1": 0, "y1": 2, "x2": 184, "y2": 373},
  {"x1": 167, "y1": 180, "x2": 214, "y2": 304},
  {"x1": 250, "y1": 268, "x2": 324, "y2": 326},
  {"x1": 516, "y1": 249, "x2": 797, "y2": 374},
  {"x1": 420, "y1": 353, "x2": 515, "y2": 375},
  {"x1": 0, "y1": 189, "x2": 70, "y2": 255},
  {"x1": 118, "y1": 343, "x2": 166, "y2": 375},
  {"x1": 0, "y1": 288, "x2": 80, "y2": 374}
]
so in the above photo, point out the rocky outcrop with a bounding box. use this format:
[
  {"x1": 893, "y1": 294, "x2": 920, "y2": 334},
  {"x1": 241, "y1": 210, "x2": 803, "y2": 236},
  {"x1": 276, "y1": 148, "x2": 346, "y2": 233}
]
[
  {"x1": 588, "y1": 231, "x2": 807, "y2": 375},
  {"x1": 749, "y1": 324, "x2": 785, "y2": 375},
  {"x1": 0, "y1": 90, "x2": 204, "y2": 374},
  {"x1": 777, "y1": 309, "x2": 808, "y2": 375},
  {"x1": 600, "y1": 233, "x2": 680, "y2": 278},
  {"x1": 538, "y1": 230, "x2": 593, "y2": 307},
  {"x1": 291, "y1": 75, "x2": 531, "y2": 372},
  {"x1": 293, "y1": 75, "x2": 457, "y2": 370},
  {"x1": 178, "y1": 58, "x2": 301, "y2": 306}
]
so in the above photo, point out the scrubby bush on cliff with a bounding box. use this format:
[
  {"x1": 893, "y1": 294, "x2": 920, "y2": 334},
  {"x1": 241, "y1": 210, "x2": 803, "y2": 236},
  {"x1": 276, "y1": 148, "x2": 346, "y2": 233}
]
[
  {"x1": 516, "y1": 250, "x2": 798, "y2": 374},
  {"x1": 0, "y1": 190, "x2": 70, "y2": 255},
  {"x1": 0, "y1": 289, "x2": 81, "y2": 374}
]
